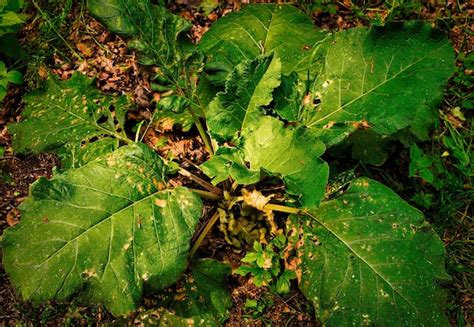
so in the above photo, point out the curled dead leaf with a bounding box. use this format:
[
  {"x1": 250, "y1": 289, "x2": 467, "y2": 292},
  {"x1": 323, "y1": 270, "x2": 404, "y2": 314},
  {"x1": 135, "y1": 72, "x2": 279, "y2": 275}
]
[
  {"x1": 6, "y1": 208, "x2": 20, "y2": 226},
  {"x1": 76, "y1": 42, "x2": 94, "y2": 57},
  {"x1": 242, "y1": 189, "x2": 273, "y2": 211}
]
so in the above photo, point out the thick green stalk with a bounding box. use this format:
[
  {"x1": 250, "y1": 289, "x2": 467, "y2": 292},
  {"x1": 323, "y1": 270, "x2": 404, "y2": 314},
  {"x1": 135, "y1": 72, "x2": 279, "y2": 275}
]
[
  {"x1": 189, "y1": 189, "x2": 222, "y2": 201},
  {"x1": 264, "y1": 203, "x2": 304, "y2": 215},
  {"x1": 188, "y1": 106, "x2": 214, "y2": 156}
]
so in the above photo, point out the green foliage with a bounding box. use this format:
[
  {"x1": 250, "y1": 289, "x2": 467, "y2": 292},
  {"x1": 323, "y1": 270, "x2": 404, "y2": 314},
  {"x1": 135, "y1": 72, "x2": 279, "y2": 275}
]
[
  {"x1": 88, "y1": 0, "x2": 190, "y2": 69},
  {"x1": 198, "y1": 4, "x2": 328, "y2": 84},
  {"x1": 243, "y1": 295, "x2": 274, "y2": 320},
  {"x1": 2, "y1": 144, "x2": 203, "y2": 316},
  {"x1": 196, "y1": 0, "x2": 219, "y2": 16},
  {"x1": 135, "y1": 259, "x2": 232, "y2": 325},
  {"x1": 288, "y1": 178, "x2": 450, "y2": 325},
  {"x1": 409, "y1": 144, "x2": 434, "y2": 183},
  {"x1": 153, "y1": 95, "x2": 194, "y2": 132},
  {"x1": 0, "y1": 59, "x2": 22, "y2": 100},
  {"x1": 351, "y1": 0, "x2": 423, "y2": 26},
  {"x1": 297, "y1": 0, "x2": 337, "y2": 15},
  {"x1": 242, "y1": 116, "x2": 328, "y2": 208},
  {"x1": 236, "y1": 236, "x2": 297, "y2": 295},
  {"x1": 8, "y1": 73, "x2": 131, "y2": 168},
  {"x1": 204, "y1": 56, "x2": 328, "y2": 208},
  {"x1": 207, "y1": 54, "x2": 281, "y2": 142},
  {"x1": 201, "y1": 147, "x2": 260, "y2": 186},
  {"x1": 450, "y1": 52, "x2": 473, "y2": 110},
  {"x1": 301, "y1": 22, "x2": 455, "y2": 157},
  {"x1": 88, "y1": 0, "x2": 204, "y2": 131},
  {"x1": 3, "y1": 2, "x2": 459, "y2": 325},
  {"x1": 0, "y1": 0, "x2": 26, "y2": 58}
]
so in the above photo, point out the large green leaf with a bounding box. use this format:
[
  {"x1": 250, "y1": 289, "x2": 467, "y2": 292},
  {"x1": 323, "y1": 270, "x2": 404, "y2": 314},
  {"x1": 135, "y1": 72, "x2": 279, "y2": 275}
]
[
  {"x1": 8, "y1": 73, "x2": 131, "y2": 168},
  {"x1": 243, "y1": 116, "x2": 328, "y2": 208},
  {"x1": 88, "y1": 0, "x2": 190, "y2": 68},
  {"x1": 198, "y1": 4, "x2": 328, "y2": 84},
  {"x1": 2, "y1": 144, "x2": 203, "y2": 316},
  {"x1": 136, "y1": 259, "x2": 232, "y2": 326},
  {"x1": 202, "y1": 116, "x2": 329, "y2": 207},
  {"x1": 288, "y1": 178, "x2": 449, "y2": 325},
  {"x1": 207, "y1": 54, "x2": 281, "y2": 142},
  {"x1": 302, "y1": 22, "x2": 455, "y2": 150}
]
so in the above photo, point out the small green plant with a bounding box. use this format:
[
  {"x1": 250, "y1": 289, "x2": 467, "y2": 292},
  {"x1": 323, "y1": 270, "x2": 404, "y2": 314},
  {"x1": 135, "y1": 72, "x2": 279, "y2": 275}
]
[
  {"x1": 409, "y1": 144, "x2": 434, "y2": 183},
  {"x1": 0, "y1": 60, "x2": 22, "y2": 100},
  {"x1": 243, "y1": 295, "x2": 274, "y2": 321},
  {"x1": 2, "y1": 2, "x2": 458, "y2": 325},
  {"x1": 352, "y1": 0, "x2": 422, "y2": 26},
  {"x1": 297, "y1": 0, "x2": 337, "y2": 15},
  {"x1": 235, "y1": 235, "x2": 297, "y2": 294}
]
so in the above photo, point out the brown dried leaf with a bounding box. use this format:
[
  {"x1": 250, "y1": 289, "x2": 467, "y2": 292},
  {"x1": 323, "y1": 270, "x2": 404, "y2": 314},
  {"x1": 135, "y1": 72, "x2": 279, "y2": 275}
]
[{"x1": 6, "y1": 207, "x2": 20, "y2": 226}]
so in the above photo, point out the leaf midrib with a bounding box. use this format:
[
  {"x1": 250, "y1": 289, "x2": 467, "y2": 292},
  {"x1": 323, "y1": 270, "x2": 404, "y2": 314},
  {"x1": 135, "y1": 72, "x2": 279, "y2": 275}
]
[{"x1": 49, "y1": 101, "x2": 129, "y2": 143}]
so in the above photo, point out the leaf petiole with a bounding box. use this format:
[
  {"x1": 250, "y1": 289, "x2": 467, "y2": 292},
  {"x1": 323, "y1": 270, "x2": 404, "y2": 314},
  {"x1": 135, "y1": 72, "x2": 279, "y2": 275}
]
[
  {"x1": 188, "y1": 188, "x2": 222, "y2": 201},
  {"x1": 189, "y1": 210, "x2": 220, "y2": 257},
  {"x1": 188, "y1": 105, "x2": 214, "y2": 156},
  {"x1": 178, "y1": 168, "x2": 222, "y2": 195},
  {"x1": 264, "y1": 203, "x2": 304, "y2": 215}
]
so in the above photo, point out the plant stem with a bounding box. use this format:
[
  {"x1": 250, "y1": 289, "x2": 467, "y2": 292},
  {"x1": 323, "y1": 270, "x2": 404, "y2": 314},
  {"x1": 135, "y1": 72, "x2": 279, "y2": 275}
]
[
  {"x1": 187, "y1": 106, "x2": 214, "y2": 156},
  {"x1": 134, "y1": 120, "x2": 145, "y2": 142},
  {"x1": 189, "y1": 211, "x2": 220, "y2": 257},
  {"x1": 178, "y1": 168, "x2": 222, "y2": 195},
  {"x1": 189, "y1": 189, "x2": 222, "y2": 201},
  {"x1": 264, "y1": 203, "x2": 304, "y2": 215},
  {"x1": 139, "y1": 108, "x2": 158, "y2": 143}
]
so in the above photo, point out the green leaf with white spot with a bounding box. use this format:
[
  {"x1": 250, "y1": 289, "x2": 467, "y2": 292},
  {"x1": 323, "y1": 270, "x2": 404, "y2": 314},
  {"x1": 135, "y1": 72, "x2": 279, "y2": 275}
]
[
  {"x1": 207, "y1": 54, "x2": 281, "y2": 142},
  {"x1": 288, "y1": 178, "x2": 449, "y2": 326},
  {"x1": 198, "y1": 4, "x2": 328, "y2": 85},
  {"x1": 2, "y1": 144, "x2": 203, "y2": 317},
  {"x1": 8, "y1": 73, "x2": 131, "y2": 168},
  {"x1": 302, "y1": 22, "x2": 455, "y2": 161}
]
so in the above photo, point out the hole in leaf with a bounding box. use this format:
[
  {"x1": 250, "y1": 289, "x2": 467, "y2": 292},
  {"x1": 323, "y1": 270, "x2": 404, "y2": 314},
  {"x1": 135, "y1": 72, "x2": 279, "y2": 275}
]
[{"x1": 96, "y1": 115, "x2": 108, "y2": 124}]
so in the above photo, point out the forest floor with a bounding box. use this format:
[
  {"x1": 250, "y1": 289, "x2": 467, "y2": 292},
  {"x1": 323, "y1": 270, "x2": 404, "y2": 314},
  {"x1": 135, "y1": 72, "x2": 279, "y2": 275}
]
[{"x1": 0, "y1": 0, "x2": 472, "y2": 326}]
